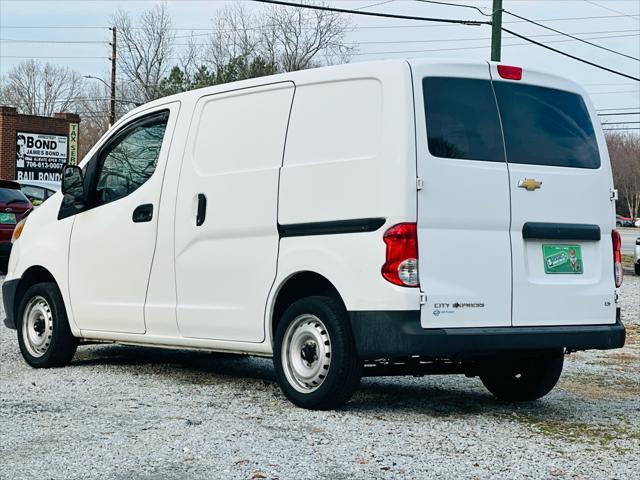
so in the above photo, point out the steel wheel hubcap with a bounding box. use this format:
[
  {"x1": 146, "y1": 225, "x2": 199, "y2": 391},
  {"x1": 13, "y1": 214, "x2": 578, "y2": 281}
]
[
  {"x1": 281, "y1": 314, "x2": 331, "y2": 393},
  {"x1": 22, "y1": 296, "x2": 53, "y2": 358}
]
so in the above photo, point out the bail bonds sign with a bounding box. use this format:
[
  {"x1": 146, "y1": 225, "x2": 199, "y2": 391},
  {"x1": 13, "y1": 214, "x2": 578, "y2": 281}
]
[{"x1": 16, "y1": 131, "x2": 68, "y2": 181}]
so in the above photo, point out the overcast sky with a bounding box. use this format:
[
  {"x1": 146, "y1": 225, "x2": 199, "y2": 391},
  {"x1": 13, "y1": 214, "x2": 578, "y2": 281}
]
[{"x1": 0, "y1": 0, "x2": 638, "y2": 127}]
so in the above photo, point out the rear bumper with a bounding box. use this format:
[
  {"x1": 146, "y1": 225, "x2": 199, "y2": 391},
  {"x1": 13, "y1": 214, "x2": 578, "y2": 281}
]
[
  {"x1": 2, "y1": 278, "x2": 19, "y2": 329},
  {"x1": 349, "y1": 310, "x2": 626, "y2": 360}
]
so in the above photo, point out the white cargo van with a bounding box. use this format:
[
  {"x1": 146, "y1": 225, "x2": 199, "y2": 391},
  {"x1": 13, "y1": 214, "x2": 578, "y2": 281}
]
[{"x1": 3, "y1": 59, "x2": 625, "y2": 409}]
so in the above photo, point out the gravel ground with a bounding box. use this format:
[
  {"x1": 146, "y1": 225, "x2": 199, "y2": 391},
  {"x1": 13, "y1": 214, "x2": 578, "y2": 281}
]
[{"x1": 1, "y1": 276, "x2": 638, "y2": 480}]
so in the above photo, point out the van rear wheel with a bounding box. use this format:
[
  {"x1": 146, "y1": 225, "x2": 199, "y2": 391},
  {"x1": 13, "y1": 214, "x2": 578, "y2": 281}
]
[
  {"x1": 480, "y1": 350, "x2": 564, "y2": 402},
  {"x1": 16, "y1": 282, "x2": 78, "y2": 368},
  {"x1": 273, "y1": 296, "x2": 361, "y2": 410}
]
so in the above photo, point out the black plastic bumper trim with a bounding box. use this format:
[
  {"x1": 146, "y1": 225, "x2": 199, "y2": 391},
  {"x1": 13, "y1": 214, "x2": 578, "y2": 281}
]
[
  {"x1": 349, "y1": 310, "x2": 625, "y2": 360},
  {"x1": 522, "y1": 222, "x2": 601, "y2": 241},
  {"x1": 2, "y1": 278, "x2": 19, "y2": 329}
]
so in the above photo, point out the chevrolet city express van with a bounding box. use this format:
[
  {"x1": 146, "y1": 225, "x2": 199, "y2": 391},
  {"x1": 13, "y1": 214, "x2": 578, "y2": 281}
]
[{"x1": 3, "y1": 59, "x2": 626, "y2": 409}]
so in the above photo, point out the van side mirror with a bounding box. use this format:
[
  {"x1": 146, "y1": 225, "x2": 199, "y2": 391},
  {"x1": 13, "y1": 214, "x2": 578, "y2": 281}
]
[{"x1": 61, "y1": 165, "x2": 85, "y2": 202}]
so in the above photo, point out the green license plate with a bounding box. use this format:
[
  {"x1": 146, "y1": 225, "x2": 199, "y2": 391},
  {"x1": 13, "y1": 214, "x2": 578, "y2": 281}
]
[
  {"x1": 0, "y1": 213, "x2": 16, "y2": 224},
  {"x1": 543, "y1": 245, "x2": 583, "y2": 274}
]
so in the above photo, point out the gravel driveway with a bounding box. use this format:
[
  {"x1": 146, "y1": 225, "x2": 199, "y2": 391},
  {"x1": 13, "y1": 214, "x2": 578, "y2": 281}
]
[{"x1": 1, "y1": 276, "x2": 638, "y2": 480}]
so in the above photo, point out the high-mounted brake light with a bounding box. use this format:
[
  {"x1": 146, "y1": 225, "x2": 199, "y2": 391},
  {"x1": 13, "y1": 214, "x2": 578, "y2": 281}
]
[
  {"x1": 612, "y1": 229, "x2": 623, "y2": 288},
  {"x1": 497, "y1": 65, "x2": 522, "y2": 80},
  {"x1": 382, "y1": 223, "x2": 419, "y2": 287}
]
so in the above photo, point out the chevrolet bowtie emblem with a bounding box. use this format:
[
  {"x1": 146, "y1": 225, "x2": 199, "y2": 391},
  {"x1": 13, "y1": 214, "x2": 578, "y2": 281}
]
[{"x1": 518, "y1": 178, "x2": 542, "y2": 191}]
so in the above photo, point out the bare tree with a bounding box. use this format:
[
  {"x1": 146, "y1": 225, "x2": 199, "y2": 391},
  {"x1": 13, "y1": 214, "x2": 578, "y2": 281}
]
[
  {"x1": 0, "y1": 60, "x2": 84, "y2": 116},
  {"x1": 76, "y1": 80, "x2": 139, "y2": 159},
  {"x1": 202, "y1": 1, "x2": 354, "y2": 76},
  {"x1": 262, "y1": 1, "x2": 354, "y2": 71},
  {"x1": 205, "y1": 3, "x2": 262, "y2": 73},
  {"x1": 113, "y1": 3, "x2": 175, "y2": 102},
  {"x1": 607, "y1": 132, "x2": 640, "y2": 219}
]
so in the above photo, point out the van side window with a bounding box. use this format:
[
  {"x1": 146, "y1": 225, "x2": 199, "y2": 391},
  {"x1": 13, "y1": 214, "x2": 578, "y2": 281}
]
[
  {"x1": 423, "y1": 77, "x2": 504, "y2": 162},
  {"x1": 94, "y1": 115, "x2": 168, "y2": 206}
]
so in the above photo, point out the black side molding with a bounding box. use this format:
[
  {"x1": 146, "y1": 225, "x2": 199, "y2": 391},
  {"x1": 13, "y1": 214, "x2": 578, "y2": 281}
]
[
  {"x1": 279, "y1": 218, "x2": 386, "y2": 238},
  {"x1": 522, "y1": 222, "x2": 601, "y2": 241}
]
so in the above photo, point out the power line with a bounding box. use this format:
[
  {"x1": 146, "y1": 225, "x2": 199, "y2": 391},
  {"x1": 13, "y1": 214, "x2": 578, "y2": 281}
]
[
  {"x1": 0, "y1": 25, "x2": 109, "y2": 29},
  {"x1": 598, "y1": 111, "x2": 640, "y2": 116},
  {"x1": 413, "y1": 0, "x2": 491, "y2": 16},
  {"x1": 0, "y1": 13, "x2": 636, "y2": 33},
  {"x1": 501, "y1": 27, "x2": 640, "y2": 82},
  {"x1": 171, "y1": 29, "x2": 640, "y2": 47},
  {"x1": 598, "y1": 106, "x2": 640, "y2": 111},
  {"x1": 586, "y1": 82, "x2": 638, "y2": 87},
  {"x1": 251, "y1": 0, "x2": 488, "y2": 25},
  {"x1": 0, "y1": 39, "x2": 109, "y2": 45},
  {"x1": 583, "y1": 0, "x2": 640, "y2": 22},
  {"x1": 590, "y1": 90, "x2": 640, "y2": 95},
  {"x1": 0, "y1": 55, "x2": 108, "y2": 60},
  {"x1": 350, "y1": 33, "x2": 640, "y2": 56},
  {"x1": 503, "y1": 10, "x2": 640, "y2": 61},
  {"x1": 603, "y1": 127, "x2": 640, "y2": 131},
  {"x1": 356, "y1": 1, "x2": 394, "y2": 10}
]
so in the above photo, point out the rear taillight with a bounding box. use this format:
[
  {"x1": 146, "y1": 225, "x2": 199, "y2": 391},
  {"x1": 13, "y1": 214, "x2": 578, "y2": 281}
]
[
  {"x1": 382, "y1": 223, "x2": 419, "y2": 287},
  {"x1": 612, "y1": 229, "x2": 623, "y2": 288}
]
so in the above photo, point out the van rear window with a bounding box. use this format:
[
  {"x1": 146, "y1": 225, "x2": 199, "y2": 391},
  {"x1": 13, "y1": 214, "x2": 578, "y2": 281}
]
[
  {"x1": 493, "y1": 82, "x2": 600, "y2": 169},
  {"x1": 423, "y1": 77, "x2": 504, "y2": 162}
]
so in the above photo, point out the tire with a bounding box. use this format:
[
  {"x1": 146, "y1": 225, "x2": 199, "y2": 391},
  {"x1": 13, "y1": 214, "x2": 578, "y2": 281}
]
[
  {"x1": 635, "y1": 263, "x2": 640, "y2": 276},
  {"x1": 480, "y1": 350, "x2": 564, "y2": 402},
  {"x1": 16, "y1": 282, "x2": 78, "y2": 368},
  {"x1": 273, "y1": 295, "x2": 362, "y2": 410}
]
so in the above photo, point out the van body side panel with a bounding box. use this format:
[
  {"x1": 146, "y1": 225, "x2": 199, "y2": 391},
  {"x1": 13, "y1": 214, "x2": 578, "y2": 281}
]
[
  {"x1": 275, "y1": 66, "x2": 418, "y2": 314},
  {"x1": 174, "y1": 82, "x2": 295, "y2": 343},
  {"x1": 412, "y1": 60, "x2": 513, "y2": 329},
  {"x1": 489, "y1": 65, "x2": 617, "y2": 327}
]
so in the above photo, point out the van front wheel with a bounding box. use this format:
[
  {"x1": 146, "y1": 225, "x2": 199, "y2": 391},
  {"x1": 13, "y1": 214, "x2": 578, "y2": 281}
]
[
  {"x1": 480, "y1": 350, "x2": 564, "y2": 402},
  {"x1": 273, "y1": 296, "x2": 361, "y2": 410},
  {"x1": 16, "y1": 282, "x2": 78, "y2": 368}
]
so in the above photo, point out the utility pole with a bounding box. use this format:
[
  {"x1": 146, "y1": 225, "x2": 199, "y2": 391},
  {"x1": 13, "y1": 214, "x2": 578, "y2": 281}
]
[
  {"x1": 491, "y1": 0, "x2": 503, "y2": 62},
  {"x1": 109, "y1": 27, "x2": 117, "y2": 127}
]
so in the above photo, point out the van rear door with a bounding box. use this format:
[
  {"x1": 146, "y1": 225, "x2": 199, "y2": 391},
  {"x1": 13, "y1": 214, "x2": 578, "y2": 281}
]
[
  {"x1": 490, "y1": 65, "x2": 617, "y2": 327},
  {"x1": 413, "y1": 61, "x2": 512, "y2": 328}
]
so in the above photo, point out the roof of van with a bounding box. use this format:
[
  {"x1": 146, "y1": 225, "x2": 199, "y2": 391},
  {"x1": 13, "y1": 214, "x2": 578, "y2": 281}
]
[{"x1": 114, "y1": 57, "x2": 586, "y2": 128}]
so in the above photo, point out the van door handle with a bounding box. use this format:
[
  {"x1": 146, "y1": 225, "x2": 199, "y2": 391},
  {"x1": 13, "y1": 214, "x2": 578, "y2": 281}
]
[
  {"x1": 196, "y1": 194, "x2": 207, "y2": 226},
  {"x1": 132, "y1": 204, "x2": 153, "y2": 223}
]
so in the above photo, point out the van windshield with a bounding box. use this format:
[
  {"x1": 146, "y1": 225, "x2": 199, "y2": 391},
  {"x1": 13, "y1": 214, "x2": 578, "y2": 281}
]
[{"x1": 423, "y1": 77, "x2": 601, "y2": 169}]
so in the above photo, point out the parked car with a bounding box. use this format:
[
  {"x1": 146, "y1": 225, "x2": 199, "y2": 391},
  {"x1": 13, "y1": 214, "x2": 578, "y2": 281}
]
[
  {"x1": 635, "y1": 238, "x2": 640, "y2": 275},
  {"x1": 16, "y1": 180, "x2": 60, "y2": 206},
  {"x1": 616, "y1": 215, "x2": 634, "y2": 228},
  {"x1": 2, "y1": 59, "x2": 626, "y2": 409},
  {"x1": 636, "y1": 219, "x2": 640, "y2": 228},
  {"x1": 0, "y1": 180, "x2": 32, "y2": 269}
]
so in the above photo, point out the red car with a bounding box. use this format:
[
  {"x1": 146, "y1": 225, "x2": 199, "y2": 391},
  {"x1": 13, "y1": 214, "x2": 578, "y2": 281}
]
[
  {"x1": 0, "y1": 180, "x2": 32, "y2": 269},
  {"x1": 616, "y1": 215, "x2": 635, "y2": 228}
]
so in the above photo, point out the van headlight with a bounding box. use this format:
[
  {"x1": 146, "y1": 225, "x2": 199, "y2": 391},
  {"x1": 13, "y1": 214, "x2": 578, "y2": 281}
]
[{"x1": 11, "y1": 217, "x2": 27, "y2": 244}]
